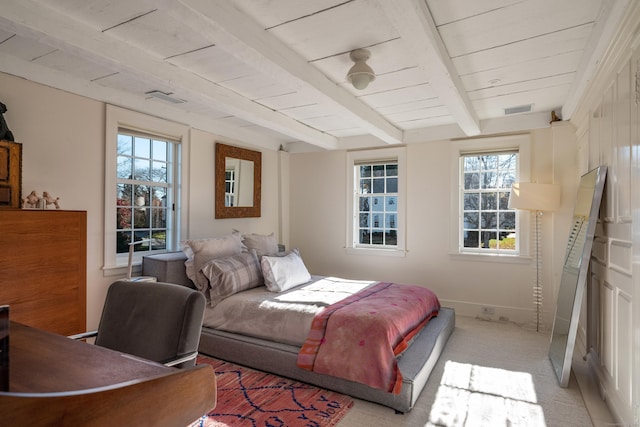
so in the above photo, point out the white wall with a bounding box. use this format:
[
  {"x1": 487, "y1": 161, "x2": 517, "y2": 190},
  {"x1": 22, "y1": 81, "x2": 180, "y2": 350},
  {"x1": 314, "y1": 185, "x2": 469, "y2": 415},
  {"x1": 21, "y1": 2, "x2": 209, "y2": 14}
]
[
  {"x1": 287, "y1": 129, "x2": 576, "y2": 327},
  {"x1": 186, "y1": 128, "x2": 280, "y2": 239},
  {"x1": 0, "y1": 72, "x2": 280, "y2": 329}
]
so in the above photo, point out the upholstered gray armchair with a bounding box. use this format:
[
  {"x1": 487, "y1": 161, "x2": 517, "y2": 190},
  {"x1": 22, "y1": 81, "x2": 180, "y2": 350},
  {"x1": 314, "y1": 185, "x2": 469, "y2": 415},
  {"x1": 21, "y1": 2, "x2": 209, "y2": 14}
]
[{"x1": 70, "y1": 280, "x2": 206, "y2": 368}]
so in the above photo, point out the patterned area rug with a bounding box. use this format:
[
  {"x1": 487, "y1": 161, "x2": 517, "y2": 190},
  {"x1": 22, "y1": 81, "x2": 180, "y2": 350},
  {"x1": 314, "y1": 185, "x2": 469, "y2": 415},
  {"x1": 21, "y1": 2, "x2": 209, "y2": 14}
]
[{"x1": 188, "y1": 356, "x2": 354, "y2": 427}]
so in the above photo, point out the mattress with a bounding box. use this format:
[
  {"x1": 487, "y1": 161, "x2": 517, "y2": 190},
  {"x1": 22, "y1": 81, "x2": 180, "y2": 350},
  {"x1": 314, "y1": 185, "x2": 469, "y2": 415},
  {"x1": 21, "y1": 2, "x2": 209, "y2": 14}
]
[{"x1": 203, "y1": 275, "x2": 376, "y2": 346}]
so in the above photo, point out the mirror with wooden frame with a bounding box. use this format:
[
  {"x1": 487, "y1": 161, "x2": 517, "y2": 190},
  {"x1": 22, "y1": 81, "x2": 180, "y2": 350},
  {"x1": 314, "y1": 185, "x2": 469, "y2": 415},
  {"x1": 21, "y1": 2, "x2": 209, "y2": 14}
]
[{"x1": 215, "y1": 142, "x2": 261, "y2": 219}]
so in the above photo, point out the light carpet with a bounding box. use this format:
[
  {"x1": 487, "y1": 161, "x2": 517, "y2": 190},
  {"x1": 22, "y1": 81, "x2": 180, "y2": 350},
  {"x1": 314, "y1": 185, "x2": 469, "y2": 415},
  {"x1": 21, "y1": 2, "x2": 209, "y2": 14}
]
[{"x1": 337, "y1": 315, "x2": 596, "y2": 427}]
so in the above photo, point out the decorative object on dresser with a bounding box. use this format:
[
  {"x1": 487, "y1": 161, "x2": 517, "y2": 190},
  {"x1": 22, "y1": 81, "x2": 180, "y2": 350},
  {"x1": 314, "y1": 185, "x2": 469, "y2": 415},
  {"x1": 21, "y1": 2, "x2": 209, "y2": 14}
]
[
  {"x1": 0, "y1": 209, "x2": 87, "y2": 335},
  {"x1": 0, "y1": 139, "x2": 22, "y2": 209},
  {"x1": 42, "y1": 192, "x2": 60, "y2": 209},
  {"x1": 22, "y1": 190, "x2": 40, "y2": 208},
  {"x1": 0, "y1": 101, "x2": 15, "y2": 142},
  {"x1": 22, "y1": 190, "x2": 62, "y2": 210}
]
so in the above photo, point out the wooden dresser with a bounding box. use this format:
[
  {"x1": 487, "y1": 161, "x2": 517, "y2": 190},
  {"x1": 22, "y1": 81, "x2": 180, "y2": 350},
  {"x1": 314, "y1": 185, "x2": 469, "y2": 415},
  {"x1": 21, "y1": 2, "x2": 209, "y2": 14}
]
[{"x1": 0, "y1": 209, "x2": 86, "y2": 335}]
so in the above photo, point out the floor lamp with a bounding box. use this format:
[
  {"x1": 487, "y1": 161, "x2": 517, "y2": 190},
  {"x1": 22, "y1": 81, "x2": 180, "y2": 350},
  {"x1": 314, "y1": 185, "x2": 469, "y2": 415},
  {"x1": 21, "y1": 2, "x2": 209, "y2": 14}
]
[{"x1": 509, "y1": 182, "x2": 561, "y2": 331}]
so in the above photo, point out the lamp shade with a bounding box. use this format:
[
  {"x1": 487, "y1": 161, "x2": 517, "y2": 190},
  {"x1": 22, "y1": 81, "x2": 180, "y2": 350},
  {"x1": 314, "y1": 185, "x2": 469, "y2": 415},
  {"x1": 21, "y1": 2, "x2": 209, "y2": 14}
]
[{"x1": 508, "y1": 182, "x2": 561, "y2": 212}]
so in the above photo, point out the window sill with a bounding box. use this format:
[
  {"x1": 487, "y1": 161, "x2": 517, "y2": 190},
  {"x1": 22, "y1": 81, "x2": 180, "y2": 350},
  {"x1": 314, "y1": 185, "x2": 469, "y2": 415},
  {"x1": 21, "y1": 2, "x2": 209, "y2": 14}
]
[
  {"x1": 448, "y1": 252, "x2": 531, "y2": 264},
  {"x1": 345, "y1": 247, "x2": 407, "y2": 257},
  {"x1": 102, "y1": 263, "x2": 142, "y2": 277}
]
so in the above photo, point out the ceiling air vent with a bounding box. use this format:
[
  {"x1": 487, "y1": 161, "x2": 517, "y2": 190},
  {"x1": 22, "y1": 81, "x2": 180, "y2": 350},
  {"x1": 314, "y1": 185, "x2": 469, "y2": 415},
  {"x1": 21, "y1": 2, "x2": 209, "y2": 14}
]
[
  {"x1": 145, "y1": 90, "x2": 185, "y2": 104},
  {"x1": 504, "y1": 104, "x2": 532, "y2": 115}
]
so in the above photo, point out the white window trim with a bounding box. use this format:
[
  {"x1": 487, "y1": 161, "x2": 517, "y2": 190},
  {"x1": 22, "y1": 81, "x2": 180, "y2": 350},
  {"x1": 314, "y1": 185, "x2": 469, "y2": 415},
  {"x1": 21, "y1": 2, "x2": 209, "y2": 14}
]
[
  {"x1": 104, "y1": 105, "x2": 189, "y2": 274},
  {"x1": 346, "y1": 147, "x2": 406, "y2": 257},
  {"x1": 449, "y1": 134, "x2": 532, "y2": 261}
]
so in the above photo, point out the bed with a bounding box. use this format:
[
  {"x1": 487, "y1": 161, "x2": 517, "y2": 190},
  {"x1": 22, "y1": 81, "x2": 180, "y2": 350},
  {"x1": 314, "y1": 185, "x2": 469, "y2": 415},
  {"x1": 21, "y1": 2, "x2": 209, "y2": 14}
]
[{"x1": 142, "y1": 237, "x2": 455, "y2": 413}]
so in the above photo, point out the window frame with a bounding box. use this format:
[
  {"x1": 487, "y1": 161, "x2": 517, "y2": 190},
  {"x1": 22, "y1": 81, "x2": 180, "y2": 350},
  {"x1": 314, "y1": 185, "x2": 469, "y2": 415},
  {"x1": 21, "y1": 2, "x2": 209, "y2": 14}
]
[
  {"x1": 449, "y1": 135, "x2": 532, "y2": 260},
  {"x1": 104, "y1": 105, "x2": 189, "y2": 274},
  {"x1": 346, "y1": 147, "x2": 406, "y2": 256}
]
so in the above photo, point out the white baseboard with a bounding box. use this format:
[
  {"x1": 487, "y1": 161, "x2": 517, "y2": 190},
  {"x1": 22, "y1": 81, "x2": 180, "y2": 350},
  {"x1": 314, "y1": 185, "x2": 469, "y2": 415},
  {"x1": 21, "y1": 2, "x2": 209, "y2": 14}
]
[{"x1": 440, "y1": 299, "x2": 550, "y2": 331}]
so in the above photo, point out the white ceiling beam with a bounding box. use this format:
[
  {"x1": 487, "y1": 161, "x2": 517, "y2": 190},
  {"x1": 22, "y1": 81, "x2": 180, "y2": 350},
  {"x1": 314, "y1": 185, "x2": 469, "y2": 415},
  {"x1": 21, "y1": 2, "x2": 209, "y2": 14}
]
[
  {"x1": 0, "y1": 51, "x2": 285, "y2": 151},
  {"x1": 337, "y1": 111, "x2": 552, "y2": 149},
  {"x1": 172, "y1": 0, "x2": 404, "y2": 145},
  {"x1": 1, "y1": 0, "x2": 338, "y2": 150},
  {"x1": 377, "y1": 0, "x2": 481, "y2": 137}
]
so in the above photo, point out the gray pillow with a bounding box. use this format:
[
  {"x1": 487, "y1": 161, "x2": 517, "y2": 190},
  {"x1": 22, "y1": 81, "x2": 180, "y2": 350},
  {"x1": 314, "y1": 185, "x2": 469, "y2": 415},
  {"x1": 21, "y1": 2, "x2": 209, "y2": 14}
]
[
  {"x1": 242, "y1": 232, "x2": 280, "y2": 257},
  {"x1": 181, "y1": 231, "x2": 245, "y2": 293},
  {"x1": 201, "y1": 249, "x2": 263, "y2": 307}
]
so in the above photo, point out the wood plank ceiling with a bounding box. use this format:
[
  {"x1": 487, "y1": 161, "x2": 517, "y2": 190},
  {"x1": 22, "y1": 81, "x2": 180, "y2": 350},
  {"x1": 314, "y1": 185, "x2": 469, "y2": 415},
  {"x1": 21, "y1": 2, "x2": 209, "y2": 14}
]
[{"x1": 0, "y1": 0, "x2": 627, "y2": 151}]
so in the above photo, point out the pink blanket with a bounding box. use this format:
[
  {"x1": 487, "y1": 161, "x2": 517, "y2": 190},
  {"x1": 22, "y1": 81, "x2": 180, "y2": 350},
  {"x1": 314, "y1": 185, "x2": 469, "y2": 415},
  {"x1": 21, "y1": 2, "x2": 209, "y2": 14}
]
[{"x1": 297, "y1": 282, "x2": 440, "y2": 393}]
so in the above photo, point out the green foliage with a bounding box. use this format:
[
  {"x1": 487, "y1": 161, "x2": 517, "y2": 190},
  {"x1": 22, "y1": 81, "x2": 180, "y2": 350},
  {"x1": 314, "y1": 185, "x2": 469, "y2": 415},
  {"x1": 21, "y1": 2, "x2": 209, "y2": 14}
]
[{"x1": 489, "y1": 237, "x2": 516, "y2": 250}]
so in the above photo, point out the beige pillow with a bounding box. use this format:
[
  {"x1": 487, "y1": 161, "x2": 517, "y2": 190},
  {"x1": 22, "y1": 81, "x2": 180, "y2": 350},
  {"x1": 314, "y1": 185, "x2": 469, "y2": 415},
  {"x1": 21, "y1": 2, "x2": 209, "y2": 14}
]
[
  {"x1": 201, "y1": 250, "x2": 263, "y2": 307},
  {"x1": 242, "y1": 232, "x2": 280, "y2": 257},
  {"x1": 182, "y1": 231, "x2": 245, "y2": 293}
]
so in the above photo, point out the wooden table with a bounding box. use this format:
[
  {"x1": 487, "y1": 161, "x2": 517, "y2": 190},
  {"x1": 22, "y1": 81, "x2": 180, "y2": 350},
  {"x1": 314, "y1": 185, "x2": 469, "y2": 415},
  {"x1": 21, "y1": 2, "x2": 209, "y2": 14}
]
[
  {"x1": 1, "y1": 322, "x2": 217, "y2": 426},
  {"x1": 6, "y1": 321, "x2": 171, "y2": 392}
]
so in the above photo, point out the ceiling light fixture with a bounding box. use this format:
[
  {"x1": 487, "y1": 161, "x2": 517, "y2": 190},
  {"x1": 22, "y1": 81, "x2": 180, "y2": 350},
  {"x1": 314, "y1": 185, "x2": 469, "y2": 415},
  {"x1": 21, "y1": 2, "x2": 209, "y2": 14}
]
[{"x1": 346, "y1": 48, "x2": 375, "y2": 90}]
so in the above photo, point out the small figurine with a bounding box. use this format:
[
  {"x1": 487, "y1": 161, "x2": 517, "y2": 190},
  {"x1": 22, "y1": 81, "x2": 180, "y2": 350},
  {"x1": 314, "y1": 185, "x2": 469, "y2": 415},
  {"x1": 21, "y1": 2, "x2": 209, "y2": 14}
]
[
  {"x1": 0, "y1": 101, "x2": 15, "y2": 142},
  {"x1": 22, "y1": 190, "x2": 40, "y2": 208},
  {"x1": 42, "y1": 191, "x2": 60, "y2": 209}
]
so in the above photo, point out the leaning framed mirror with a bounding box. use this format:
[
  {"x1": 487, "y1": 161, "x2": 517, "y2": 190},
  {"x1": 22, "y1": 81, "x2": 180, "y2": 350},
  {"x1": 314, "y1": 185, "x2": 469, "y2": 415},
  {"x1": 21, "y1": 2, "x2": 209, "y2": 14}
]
[
  {"x1": 549, "y1": 165, "x2": 606, "y2": 387},
  {"x1": 215, "y1": 142, "x2": 261, "y2": 219}
]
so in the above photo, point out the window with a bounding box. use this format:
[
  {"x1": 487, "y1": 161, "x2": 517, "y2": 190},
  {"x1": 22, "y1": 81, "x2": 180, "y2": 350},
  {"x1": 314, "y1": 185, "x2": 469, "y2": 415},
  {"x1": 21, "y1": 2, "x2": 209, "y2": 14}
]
[
  {"x1": 347, "y1": 147, "x2": 406, "y2": 255},
  {"x1": 356, "y1": 161, "x2": 398, "y2": 246},
  {"x1": 460, "y1": 152, "x2": 517, "y2": 252},
  {"x1": 115, "y1": 131, "x2": 175, "y2": 255},
  {"x1": 104, "y1": 105, "x2": 188, "y2": 272},
  {"x1": 225, "y1": 169, "x2": 236, "y2": 207},
  {"x1": 450, "y1": 135, "x2": 531, "y2": 258}
]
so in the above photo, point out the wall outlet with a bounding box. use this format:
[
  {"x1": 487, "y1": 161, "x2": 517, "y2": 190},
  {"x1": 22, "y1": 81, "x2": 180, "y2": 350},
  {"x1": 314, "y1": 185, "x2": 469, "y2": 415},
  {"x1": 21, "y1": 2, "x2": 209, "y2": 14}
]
[{"x1": 482, "y1": 307, "x2": 495, "y2": 315}]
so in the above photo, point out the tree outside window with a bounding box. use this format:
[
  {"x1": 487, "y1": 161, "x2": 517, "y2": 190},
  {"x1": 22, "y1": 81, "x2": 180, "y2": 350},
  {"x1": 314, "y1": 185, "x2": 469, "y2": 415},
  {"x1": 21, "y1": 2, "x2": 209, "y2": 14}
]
[{"x1": 116, "y1": 133, "x2": 173, "y2": 255}]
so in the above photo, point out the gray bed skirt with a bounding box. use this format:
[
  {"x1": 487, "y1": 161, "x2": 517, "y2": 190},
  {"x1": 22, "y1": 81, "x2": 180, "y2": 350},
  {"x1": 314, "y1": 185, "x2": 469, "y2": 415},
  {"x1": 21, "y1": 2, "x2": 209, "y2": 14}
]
[
  {"x1": 198, "y1": 307, "x2": 455, "y2": 413},
  {"x1": 143, "y1": 252, "x2": 456, "y2": 413}
]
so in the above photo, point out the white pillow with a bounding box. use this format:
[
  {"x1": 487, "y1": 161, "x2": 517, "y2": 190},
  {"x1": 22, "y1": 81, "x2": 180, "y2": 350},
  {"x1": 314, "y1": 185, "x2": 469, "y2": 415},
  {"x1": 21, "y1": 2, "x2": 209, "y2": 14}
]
[
  {"x1": 261, "y1": 249, "x2": 311, "y2": 292},
  {"x1": 242, "y1": 232, "x2": 280, "y2": 257},
  {"x1": 181, "y1": 231, "x2": 245, "y2": 293}
]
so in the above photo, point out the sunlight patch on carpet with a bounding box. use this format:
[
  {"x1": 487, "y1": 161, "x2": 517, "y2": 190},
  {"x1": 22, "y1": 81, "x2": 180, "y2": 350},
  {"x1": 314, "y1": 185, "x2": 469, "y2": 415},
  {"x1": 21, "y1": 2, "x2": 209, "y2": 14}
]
[
  {"x1": 427, "y1": 361, "x2": 546, "y2": 427},
  {"x1": 188, "y1": 356, "x2": 353, "y2": 427}
]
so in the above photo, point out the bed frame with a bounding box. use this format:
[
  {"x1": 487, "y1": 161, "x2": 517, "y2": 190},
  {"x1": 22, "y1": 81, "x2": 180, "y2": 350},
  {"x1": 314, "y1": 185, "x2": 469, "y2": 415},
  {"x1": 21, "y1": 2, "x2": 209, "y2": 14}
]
[{"x1": 143, "y1": 252, "x2": 455, "y2": 413}]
